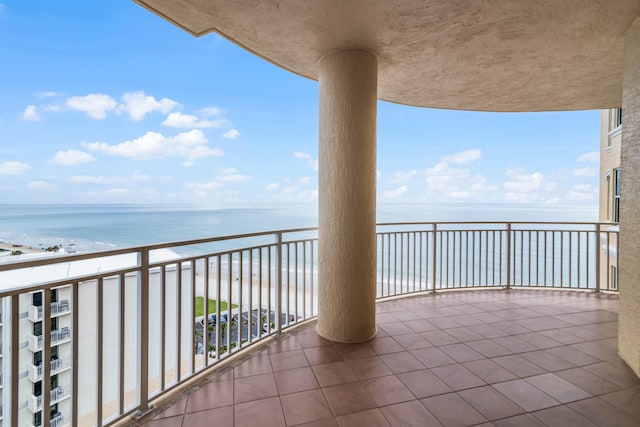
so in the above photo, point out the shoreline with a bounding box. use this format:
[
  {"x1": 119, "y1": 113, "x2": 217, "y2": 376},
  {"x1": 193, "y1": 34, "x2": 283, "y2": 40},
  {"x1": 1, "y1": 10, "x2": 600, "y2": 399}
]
[{"x1": 0, "y1": 241, "x2": 43, "y2": 255}]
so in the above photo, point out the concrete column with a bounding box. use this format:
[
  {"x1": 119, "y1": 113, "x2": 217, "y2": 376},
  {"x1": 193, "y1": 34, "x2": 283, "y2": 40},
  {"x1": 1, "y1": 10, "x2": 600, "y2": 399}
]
[
  {"x1": 619, "y1": 16, "x2": 640, "y2": 377},
  {"x1": 316, "y1": 49, "x2": 378, "y2": 343}
]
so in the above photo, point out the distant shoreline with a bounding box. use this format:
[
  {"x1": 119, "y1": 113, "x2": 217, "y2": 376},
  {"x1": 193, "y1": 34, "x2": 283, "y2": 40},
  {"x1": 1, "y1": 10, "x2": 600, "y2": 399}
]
[{"x1": 0, "y1": 241, "x2": 51, "y2": 255}]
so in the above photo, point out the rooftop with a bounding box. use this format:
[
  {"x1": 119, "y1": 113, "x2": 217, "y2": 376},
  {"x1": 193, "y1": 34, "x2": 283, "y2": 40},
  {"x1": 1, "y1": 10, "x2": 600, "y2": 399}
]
[{"x1": 136, "y1": 289, "x2": 638, "y2": 427}]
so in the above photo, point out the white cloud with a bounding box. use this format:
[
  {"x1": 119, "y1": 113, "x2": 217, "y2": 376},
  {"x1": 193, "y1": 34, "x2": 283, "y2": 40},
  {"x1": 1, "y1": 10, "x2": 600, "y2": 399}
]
[
  {"x1": 503, "y1": 169, "x2": 544, "y2": 193},
  {"x1": 199, "y1": 107, "x2": 222, "y2": 116},
  {"x1": 390, "y1": 170, "x2": 418, "y2": 183},
  {"x1": 50, "y1": 149, "x2": 96, "y2": 166},
  {"x1": 38, "y1": 91, "x2": 61, "y2": 98},
  {"x1": 294, "y1": 152, "x2": 311, "y2": 159},
  {"x1": 297, "y1": 177, "x2": 311, "y2": 184},
  {"x1": 266, "y1": 182, "x2": 279, "y2": 191},
  {"x1": 441, "y1": 149, "x2": 481, "y2": 164},
  {"x1": 82, "y1": 130, "x2": 222, "y2": 164},
  {"x1": 162, "y1": 112, "x2": 227, "y2": 128},
  {"x1": 0, "y1": 161, "x2": 31, "y2": 175},
  {"x1": 223, "y1": 129, "x2": 240, "y2": 139},
  {"x1": 577, "y1": 152, "x2": 599, "y2": 162},
  {"x1": 68, "y1": 173, "x2": 166, "y2": 185},
  {"x1": 426, "y1": 161, "x2": 470, "y2": 191},
  {"x1": 219, "y1": 174, "x2": 250, "y2": 182},
  {"x1": 184, "y1": 181, "x2": 224, "y2": 198},
  {"x1": 573, "y1": 167, "x2": 597, "y2": 177},
  {"x1": 22, "y1": 105, "x2": 40, "y2": 121},
  {"x1": 383, "y1": 185, "x2": 408, "y2": 199},
  {"x1": 66, "y1": 93, "x2": 117, "y2": 119},
  {"x1": 68, "y1": 175, "x2": 109, "y2": 184},
  {"x1": 119, "y1": 91, "x2": 179, "y2": 121},
  {"x1": 567, "y1": 183, "x2": 596, "y2": 201},
  {"x1": 27, "y1": 181, "x2": 57, "y2": 191}
]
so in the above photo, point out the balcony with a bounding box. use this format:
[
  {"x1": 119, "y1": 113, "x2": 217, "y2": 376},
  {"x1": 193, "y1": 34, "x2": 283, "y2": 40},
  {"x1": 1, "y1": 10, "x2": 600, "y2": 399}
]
[
  {"x1": 28, "y1": 386, "x2": 68, "y2": 412},
  {"x1": 0, "y1": 222, "x2": 631, "y2": 427},
  {"x1": 28, "y1": 327, "x2": 71, "y2": 352},
  {"x1": 28, "y1": 358, "x2": 69, "y2": 382},
  {"x1": 28, "y1": 300, "x2": 70, "y2": 322},
  {"x1": 36, "y1": 412, "x2": 67, "y2": 427}
]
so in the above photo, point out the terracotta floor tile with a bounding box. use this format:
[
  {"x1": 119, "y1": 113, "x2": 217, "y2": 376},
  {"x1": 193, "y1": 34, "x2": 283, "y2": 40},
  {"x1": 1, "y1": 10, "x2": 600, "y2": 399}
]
[
  {"x1": 304, "y1": 346, "x2": 344, "y2": 365},
  {"x1": 312, "y1": 361, "x2": 358, "y2": 387},
  {"x1": 421, "y1": 392, "x2": 487, "y2": 427},
  {"x1": 380, "y1": 321, "x2": 416, "y2": 336},
  {"x1": 544, "y1": 345, "x2": 601, "y2": 366},
  {"x1": 234, "y1": 396, "x2": 286, "y2": 427},
  {"x1": 333, "y1": 341, "x2": 376, "y2": 359},
  {"x1": 380, "y1": 400, "x2": 442, "y2": 427},
  {"x1": 336, "y1": 408, "x2": 390, "y2": 427},
  {"x1": 519, "y1": 349, "x2": 575, "y2": 372},
  {"x1": 600, "y1": 385, "x2": 640, "y2": 418},
  {"x1": 397, "y1": 368, "x2": 452, "y2": 398},
  {"x1": 492, "y1": 354, "x2": 547, "y2": 378},
  {"x1": 465, "y1": 339, "x2": 513, "y2": 358},
  {"x1": 431, "y1": 363, "x2": 485, "y2": 391},
  {"x1": 587, "y1": 360, "x2": 640, "y2": 388},
  {"x1": 373, "y1": 335, "x2": 415, "y2": 353},
  {"x1": 153, "y1": 397, "x2": 187, "y2": 419},
  {"x1": 270, "y1": 349, "x2": 310, "y2": 372},
  {"x1": 420, "y1": 330, "x2": 460, "y2": 346},
  {"x1": 445, "y1": 327, "x2": 485, "y2": 342},
  {"x1": 410, "y1": 347, "x2": 456, "y2": 368},
  {"x1": 568, "y1": 397, "x2": 640, "y2": 427},
  {"x1": 297, "y1": 333, "x2": 332, "y2": 349},
  {"x1": 296, "y1": 418, "x2": 339, "y2": 427},
  {"x1": 554, "y1": 366, "x2": 622, "y2": 395},
  {"x1": 458, "y1": 385, "x2": 525, "y2": 421},
  {"x1": 379, "y1": 351, "x2": 425, "y2": 374},
  {"x1": 269, "y1": 336, "x2": 303, "y2": 354},
  {"x1": 346, "y1": 356, "x2": 392, "y2": 380},
  {"x1": 525, "y1": 373, "x2": 591, "y2": 403},
  {"x1": 492, "y1": 379, "x2": 559, "y2": 412},
  {"x1": 183, "y1": 405, "x2": 233, "y2": 427},
  {"x1": 404, "y1": 319, "x2": 439, "y2": 333},
  {"x1": 234, "y1": 372, "x2": 279, "y2": 404},
  {"x1": 274, "y1": 366, "x2": 320, "y2": 395},
  {"x1": 462, "y1": 359, "x2": 518, "y2": 384},
  {"x1": 362, "y1": 375, "x2": 414, "y2": 406},
  {"x1": 323, "y1": 381, "x2": 377, "y2": 416},
  {"x1": 492, "y1": 336, "x2": 538, "y2": 353},
  {"x1": 281, "y1": 389, "x2": 333, "y2": 426},
  {"x1": 142, "y1": 415, "x2": 184, "y2": 427},
  {"x1": 531, "y1": 405, "x2": 598, "y2": 427},
  {"x1": 440, "y1": 343, "x2": 486, "y2": 363},
  {"x1": 234, "y1": 354, "x2": 273, "y2": 378},
  {"x1": 493, "y1": 414, "x2": 545, "y2": 427},
  {"x1": 514, "y1": 332, "x2": 563, "y2": 350},
  {"x1": 185, "y1": 380, "x2": 233, "y2": 413}
]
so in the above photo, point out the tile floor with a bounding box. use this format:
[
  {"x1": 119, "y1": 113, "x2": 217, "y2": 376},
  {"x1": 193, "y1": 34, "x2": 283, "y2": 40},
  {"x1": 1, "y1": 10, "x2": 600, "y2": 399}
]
[{"x1": 135, "y1": 289, "x2": 639, "y2": 427}]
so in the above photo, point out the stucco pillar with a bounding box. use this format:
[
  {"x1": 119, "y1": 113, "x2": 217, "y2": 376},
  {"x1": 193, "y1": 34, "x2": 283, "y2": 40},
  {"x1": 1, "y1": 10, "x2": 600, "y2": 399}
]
[
  {"x1": 316, "y1": 49, "x2": 378, "y2": 343},
  {"x1": 619, "y1": 16, "x2": 640, "y2": 378}
]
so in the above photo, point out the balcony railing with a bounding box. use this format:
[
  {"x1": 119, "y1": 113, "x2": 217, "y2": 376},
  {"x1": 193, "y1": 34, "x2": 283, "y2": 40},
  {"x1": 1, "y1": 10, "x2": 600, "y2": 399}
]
[
  {"x1": 28, "y1": 386, "x2": 66, "y2": 412},
  {"x1": 28, "y1": 327, "x2": 71, "y2": 352},
  {"x1": 29, "y1": 357, "x2": 68, "y2": 382},
  {"x1": 28, "y1": 300, "x2": 71, "y2": 321},
  {"x1": 36, "y1": 412, "x2": 65, "y2": 427},
  {"x1": 0, "y1": 222, "x2": 619, "y2": 426}
]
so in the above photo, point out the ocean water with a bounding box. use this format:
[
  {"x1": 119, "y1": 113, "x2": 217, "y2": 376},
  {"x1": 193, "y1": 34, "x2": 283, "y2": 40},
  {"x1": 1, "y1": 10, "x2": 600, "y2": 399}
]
[{"x1": 0, "y1": 203, "x2": 598, "y2": 253}]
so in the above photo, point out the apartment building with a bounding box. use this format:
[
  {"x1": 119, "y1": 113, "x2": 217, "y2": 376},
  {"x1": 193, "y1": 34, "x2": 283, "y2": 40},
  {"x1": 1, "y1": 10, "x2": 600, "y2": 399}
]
[{"x1": 599, "y1": 108, "x2": 622, "y2": 290}]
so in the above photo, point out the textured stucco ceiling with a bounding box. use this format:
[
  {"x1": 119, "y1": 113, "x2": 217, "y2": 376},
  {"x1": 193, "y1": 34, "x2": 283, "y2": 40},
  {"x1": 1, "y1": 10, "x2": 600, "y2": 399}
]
[{"x1": 134, "y1": 0, "x2": 640, "y2": 112}]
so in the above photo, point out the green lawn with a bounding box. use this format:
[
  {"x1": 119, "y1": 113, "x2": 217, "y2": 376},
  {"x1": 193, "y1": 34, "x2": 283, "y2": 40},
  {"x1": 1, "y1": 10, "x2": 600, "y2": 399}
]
[{"x1": 195, "y1": 296, "x2": 237, "y2": 317}]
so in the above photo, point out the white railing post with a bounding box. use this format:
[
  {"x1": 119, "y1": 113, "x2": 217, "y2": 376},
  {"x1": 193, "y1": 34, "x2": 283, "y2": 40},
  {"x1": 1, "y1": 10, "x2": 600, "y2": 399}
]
[
  {"x1": 595, "y1": 223, "x2": 601, "y2": 293},
  {"x1": 135, "y1": 247, "x2": 153, "y2": 418},
  {"x1": 431, "y1": 224, "x2": 437, "y2": 293},
  {"x1": 506, "y1": 223, "x2": 512, "y2": 290},
  {"x1": 275, "y1": 232, "x2": 283, "y2": 335}
]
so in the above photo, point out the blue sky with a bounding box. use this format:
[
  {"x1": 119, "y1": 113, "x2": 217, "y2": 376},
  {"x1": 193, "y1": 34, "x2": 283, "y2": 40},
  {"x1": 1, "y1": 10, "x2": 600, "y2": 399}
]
[{"x1": 0, "y1": 1, "x2": 601, "y2": 206}]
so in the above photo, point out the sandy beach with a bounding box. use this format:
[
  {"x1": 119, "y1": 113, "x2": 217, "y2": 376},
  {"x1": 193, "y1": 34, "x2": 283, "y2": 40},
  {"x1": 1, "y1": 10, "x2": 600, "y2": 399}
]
[{"x1": 0, "y1": 241, "x2": 43, "y2": 255}]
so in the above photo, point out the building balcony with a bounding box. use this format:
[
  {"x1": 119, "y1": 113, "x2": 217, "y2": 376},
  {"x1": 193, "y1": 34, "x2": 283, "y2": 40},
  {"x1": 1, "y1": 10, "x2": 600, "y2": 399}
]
[
  {"x1": 27, "y1": 327, "x2": 71, "y2": 352},
  {"x1": 0, "y1": 222, "x2": 631, "y2": 427},
  {"x1": 35, "y1": 412, "x2": 68, "y2": 427},
  {"x1": 28, "y1": 357, "x2": 69, "y2": 382},
  {"x1": 28, "y1": 300, "x2": 70, "y2": 322},
  {"x1": 27, "y1": 386, "x2": 68, "y2": 413}
]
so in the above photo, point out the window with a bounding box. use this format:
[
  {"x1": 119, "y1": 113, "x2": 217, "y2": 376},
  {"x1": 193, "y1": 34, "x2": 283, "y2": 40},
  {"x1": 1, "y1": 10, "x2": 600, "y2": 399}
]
[
  {"x1": 614, "y1": 108, "x2": 623, "y2": 128},
  {"x1": 32, "y1": 291, "x2": 43, "y2": 307},
  {"x1": 613, "y1": 168, "x2": 621, "y2": 223},
  {"x1": 606, "y1": 175, "x2": 611, "y2": 220},
  {"x1": 611, "y1": 265, "x2": 618, "y2": 291}
]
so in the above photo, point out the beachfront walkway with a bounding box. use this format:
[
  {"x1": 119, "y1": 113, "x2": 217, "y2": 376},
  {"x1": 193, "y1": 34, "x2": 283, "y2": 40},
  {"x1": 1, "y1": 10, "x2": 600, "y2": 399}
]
[{"x1": 135, "y1": 289, "x2": 638, "y2": 427}]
